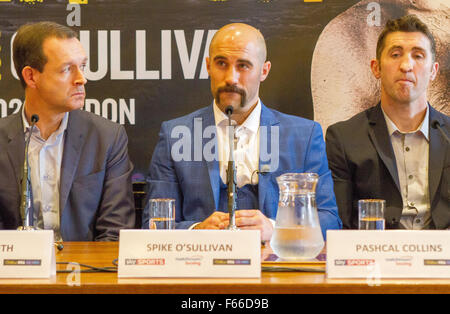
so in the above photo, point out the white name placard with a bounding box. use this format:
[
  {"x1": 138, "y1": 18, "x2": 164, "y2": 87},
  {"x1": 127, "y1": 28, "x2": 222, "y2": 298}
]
[
  {"x1": 118, "y1": 230, "x2": 261, "y2": 278},
  {"x1": 0, "y1": 230, "x2": 56, "y2": 278},
  {"x1": 326, "y1": 230, "x2": 450, "y2": 278}
]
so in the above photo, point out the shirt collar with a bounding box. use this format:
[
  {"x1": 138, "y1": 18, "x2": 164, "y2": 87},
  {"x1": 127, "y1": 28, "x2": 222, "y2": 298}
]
[
  {"x1": 21, "y1": 104, "x2": 69, "y2": 137},
  {"x1": 213, "y1": 99, "x2": 261, "y2": 134},
  {"x1": 381, "y1": 105, "x2": 429, "y2": 141}
]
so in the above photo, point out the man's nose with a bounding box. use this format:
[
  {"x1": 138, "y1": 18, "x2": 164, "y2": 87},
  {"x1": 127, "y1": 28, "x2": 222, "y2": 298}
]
[
  {"x1": 224, "y1": 66, "x2": 239, "y2": 86},
  {"x1": 74, "y1": 66, "x2": 87, "y2": 85},
  {"x1": 399, "y1": 55, "x2": 413, "y2": 72}
]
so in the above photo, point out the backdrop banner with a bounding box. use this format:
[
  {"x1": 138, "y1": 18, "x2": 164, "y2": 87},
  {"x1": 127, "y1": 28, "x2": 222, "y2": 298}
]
[{"x1": 0, "y1": 0, "x2": 448, "y2": 179}]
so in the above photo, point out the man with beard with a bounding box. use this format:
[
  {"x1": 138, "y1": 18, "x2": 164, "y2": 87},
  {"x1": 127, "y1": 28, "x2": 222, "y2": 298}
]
[{"x1": 143, "y1": 23, "x2": 341, "y2": 241}]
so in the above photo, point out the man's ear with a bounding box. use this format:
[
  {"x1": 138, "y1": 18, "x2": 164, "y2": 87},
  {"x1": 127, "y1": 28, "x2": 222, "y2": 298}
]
[
  {"x1": 370, "y1": 59, "x2": 381, "y2": 79},
  {"x1": 205, "y1": 56, "x2": 211, "y2": 76},
  {"x1": 21, "y1": 66, "x2": 39, "y2": 89},
  {"x1": 430, "y1": 61, "x2": 439, "y2": 81},
  {"x1": 260, "y1": 61, "x2": 271, "y2": 82}
]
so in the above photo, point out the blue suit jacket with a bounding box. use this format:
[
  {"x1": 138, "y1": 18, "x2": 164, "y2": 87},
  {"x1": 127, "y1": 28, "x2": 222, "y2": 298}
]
[
  {"x1": 143, "y1": 103, "x2": 342, "y2": 239},
  {"x1": 0, "y1": 109, "x2": 135, "y2": 241}
]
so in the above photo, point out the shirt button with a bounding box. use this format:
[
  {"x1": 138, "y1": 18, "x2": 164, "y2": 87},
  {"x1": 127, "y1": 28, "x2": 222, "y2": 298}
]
[
  {"x1": 408, "y1": 175, "x2": 414, "y2": 180},
  {"x1": 405, "y1": 147, "x2": 410, "y2": 152},
  {"x1": 415, "y1": 219, "x2": 421, "y2": 224}
]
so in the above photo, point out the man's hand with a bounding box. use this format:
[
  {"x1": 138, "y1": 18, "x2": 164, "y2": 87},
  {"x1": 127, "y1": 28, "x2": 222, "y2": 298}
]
[
  {"x1": 235, "y1": 209, "x2": 274, "y2": 242},
  {"x1": 194, "y1": 210, "x2": 274, "y2": 242},
  {"x1": 193, "y1": 212, "x2": 229, "y2": 230}
]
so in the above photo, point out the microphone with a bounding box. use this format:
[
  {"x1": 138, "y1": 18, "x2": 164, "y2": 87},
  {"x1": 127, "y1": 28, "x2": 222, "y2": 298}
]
[
  {"x1": 383, "y1": 206, "x2": 403, "y2": 229},
  {"x1": 250, "y1": 165, "x2": 271, "y2": 185},
  {"x1": 225, "y1": 106, "x2": 238, "y2": 230},
  {"x1": 431, "y1": 120, "x2": 450, "y2": 144},
  {"x1": 18, "y1": 114, "x2": 39, "y2": 230},
  {"x1": 17, "y1": 114, "x2": 64, "y2": 251},
  {"x1": 31, "y1": 114, "x2": 39, "y2": 123},
  {"x1": 55, "y1": 242, "x2": 64, "y2": 251},
  {"x1": 225, "y1": 105, "x2": 233, "y2": 116}
]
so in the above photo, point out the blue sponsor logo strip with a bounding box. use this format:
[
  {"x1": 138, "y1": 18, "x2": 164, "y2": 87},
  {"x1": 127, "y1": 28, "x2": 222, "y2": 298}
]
[
  {"x1": 213, "y1": 259, "x2": 251, "y2": 265},
  {"x1": 4, "y1": 259, "x2": 41, "y2": 266},
  {"x1": 424, "y1": 259, "x2": 450, "y2": 266}
]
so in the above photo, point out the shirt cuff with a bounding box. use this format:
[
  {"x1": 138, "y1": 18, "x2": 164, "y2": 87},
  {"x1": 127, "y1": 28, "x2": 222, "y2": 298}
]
[{"x1": 189, "y1": 222, "x2": 200, "y2": 230}]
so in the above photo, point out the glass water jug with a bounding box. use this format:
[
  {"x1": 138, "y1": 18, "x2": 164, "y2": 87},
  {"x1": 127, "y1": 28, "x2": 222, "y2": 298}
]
[{"x1": 270, "y1": 173, "x2": 324, "y2": 260}]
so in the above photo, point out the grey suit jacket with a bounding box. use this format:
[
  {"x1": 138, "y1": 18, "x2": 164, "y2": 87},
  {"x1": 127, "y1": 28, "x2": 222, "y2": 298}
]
[
  {"x1": 0, "y1": 109, "x2": 135, "y2": 241},
  {"x1": 326, "y1": 104, "x2": 449, "y2": 229}
]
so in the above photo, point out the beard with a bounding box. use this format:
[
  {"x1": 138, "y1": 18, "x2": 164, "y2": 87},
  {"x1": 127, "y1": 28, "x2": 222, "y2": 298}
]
[{"x1": 215, "y1": 85, "x2": 247, "y2": 108}]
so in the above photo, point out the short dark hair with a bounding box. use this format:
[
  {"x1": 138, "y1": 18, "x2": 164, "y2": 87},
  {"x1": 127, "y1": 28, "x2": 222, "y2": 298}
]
[
  {"x1": 376, "y1": 15, "x2": 436, "y2": 62},
  {"x1": 13, "y1": 21, "x2": 77, "y2": 88}
]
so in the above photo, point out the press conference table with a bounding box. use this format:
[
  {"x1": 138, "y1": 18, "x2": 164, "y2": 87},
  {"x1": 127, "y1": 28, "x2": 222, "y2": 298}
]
[{"x1": 0, "y1": 242, "x2": 449, "y2": 294}]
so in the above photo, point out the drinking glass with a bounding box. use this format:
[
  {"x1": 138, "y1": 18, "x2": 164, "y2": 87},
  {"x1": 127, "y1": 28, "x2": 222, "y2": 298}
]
[
  {"x1": 148, "y1": 198, "x2": 175, "y2": 230},
  {"x1": 358, "y1": 199, "x2": 385, "y2": 230}
]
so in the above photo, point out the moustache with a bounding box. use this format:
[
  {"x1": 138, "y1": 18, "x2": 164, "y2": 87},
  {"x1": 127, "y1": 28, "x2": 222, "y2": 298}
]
[{"x1": 217, "y1": 85, "x2": 246, "y2": 97}]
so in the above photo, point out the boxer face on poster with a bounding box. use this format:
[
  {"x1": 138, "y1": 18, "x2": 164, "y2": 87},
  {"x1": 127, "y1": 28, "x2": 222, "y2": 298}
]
[
  {"x1": 206, "y1": 23, "x2": 271, "y2": 123},
  {"x1": 311, "y1": 0, "x2": 449, "y2": 132}
]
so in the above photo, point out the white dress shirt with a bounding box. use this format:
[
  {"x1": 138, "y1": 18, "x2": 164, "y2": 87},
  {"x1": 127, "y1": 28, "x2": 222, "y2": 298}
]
[
  {"x1": 22, "y1": 107, "x2": 68, "y2": 241},
  {"x1": 213, "y1": 100, "x2": 261, "y2": 187},
  {"x1": 189, "y1": 100, "x2": 274, "y2": 230},
  {"x1": 382, "y1": 106, "x2": 431, "y2": 229}
]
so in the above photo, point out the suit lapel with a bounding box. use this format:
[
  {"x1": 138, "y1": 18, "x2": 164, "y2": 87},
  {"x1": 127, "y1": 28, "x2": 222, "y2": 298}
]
[
  {"x1": 258, "y1": 103, "x2": 280, "y2": 213},
  {"x1": 59, "y1": 111, "x2": 84, "y2": 213},
  {"x1": 201, "y1": 105, "x2": 220, "y2": 210},
  {"x1": 428, "y1": 106, "x2": 446, "y2": 206},
  {"x1": 6, "y1": 114, "x2": 25, "y2": 191},
  {"x1": 367, "y1": 104, "x2": 401, "y2": 194},
  {"x1": 203, "y1": 103, "x2": 280, "y2": 211}
]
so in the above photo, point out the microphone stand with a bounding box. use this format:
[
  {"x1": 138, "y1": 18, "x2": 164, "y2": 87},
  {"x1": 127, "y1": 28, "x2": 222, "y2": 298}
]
[
  {"x1": 16, "y1": 114, "x2": 64, "y2": 252},
  {"x1": 18, "y1": 114, "x2": 39, "y2": 231},
  {"x1": 225, "y1": 106, "x2": 238, "y2": 230},
  {"x1": 432, "y1": 120, "x2": 450, "y2": 144}
]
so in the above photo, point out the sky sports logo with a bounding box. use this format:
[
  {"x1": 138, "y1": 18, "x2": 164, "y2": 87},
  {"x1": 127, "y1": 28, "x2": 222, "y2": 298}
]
[
  {"x1": 125, "y1": 258, "x2": 165, "y2": 266},
  {"x1": 334, "y1": 259, "x2": 375, "y2": 266}
]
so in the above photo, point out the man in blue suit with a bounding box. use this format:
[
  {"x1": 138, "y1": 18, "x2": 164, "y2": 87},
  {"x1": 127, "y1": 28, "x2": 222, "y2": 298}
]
[{"x1": 144, "y1": 23, "x2": 341, "y2": 241}]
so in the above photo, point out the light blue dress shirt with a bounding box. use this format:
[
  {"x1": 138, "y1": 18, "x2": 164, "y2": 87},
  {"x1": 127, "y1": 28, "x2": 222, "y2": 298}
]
[{"x1": 22, "y1": 107, "x2": 68, "y2": 241}]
